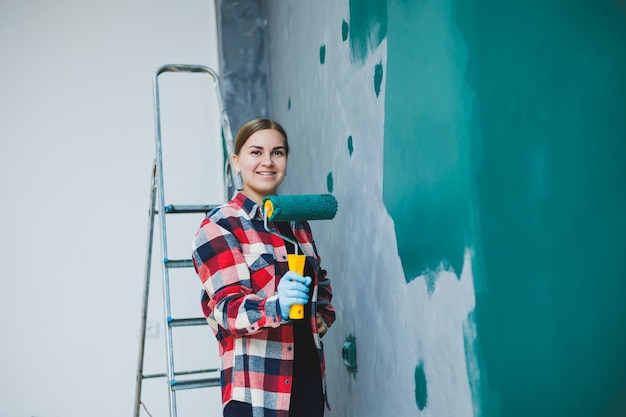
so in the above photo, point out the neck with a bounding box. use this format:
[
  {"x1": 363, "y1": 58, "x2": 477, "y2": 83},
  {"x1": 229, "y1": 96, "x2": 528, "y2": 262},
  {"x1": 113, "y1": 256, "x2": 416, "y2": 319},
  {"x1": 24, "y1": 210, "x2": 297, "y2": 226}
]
[{"x1": 241, "y1": 189, "x2": 271, "y2": 206}]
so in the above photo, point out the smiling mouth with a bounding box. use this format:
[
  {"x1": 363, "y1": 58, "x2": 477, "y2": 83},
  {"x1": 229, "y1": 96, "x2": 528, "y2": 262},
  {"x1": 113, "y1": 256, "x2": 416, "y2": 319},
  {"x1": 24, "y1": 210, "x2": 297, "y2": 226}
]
[{"x1": 256, "y1": 171, "x2": 276, "y2": 176}]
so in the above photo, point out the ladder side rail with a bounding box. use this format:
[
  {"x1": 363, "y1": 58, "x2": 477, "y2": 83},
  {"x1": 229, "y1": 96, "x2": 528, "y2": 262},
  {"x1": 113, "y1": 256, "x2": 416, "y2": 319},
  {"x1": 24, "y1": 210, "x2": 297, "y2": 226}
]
[
  {"x1": 153, "y1": 68, "x2": 178, "y2": 417},
  {"x1": 133, "y1": 161, "x2": 159, "y2": 417}
]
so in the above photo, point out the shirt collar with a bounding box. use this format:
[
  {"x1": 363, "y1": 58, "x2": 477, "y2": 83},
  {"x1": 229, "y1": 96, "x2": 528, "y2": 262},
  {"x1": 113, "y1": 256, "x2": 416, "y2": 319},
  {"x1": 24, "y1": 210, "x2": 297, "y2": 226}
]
[{"x1": 232, "y1": 192, "x2": 264, "y2": 220}]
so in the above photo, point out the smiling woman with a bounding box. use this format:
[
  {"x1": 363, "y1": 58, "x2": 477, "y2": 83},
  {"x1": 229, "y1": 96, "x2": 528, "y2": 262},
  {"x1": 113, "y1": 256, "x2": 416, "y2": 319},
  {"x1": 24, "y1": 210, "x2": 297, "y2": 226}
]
[{"x1": 192, "y1": 118, "x2": 336, "y2": 417}]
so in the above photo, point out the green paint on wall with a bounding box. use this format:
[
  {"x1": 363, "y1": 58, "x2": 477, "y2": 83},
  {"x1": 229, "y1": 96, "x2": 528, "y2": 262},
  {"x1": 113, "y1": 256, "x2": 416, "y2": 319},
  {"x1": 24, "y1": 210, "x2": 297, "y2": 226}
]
[
  {"x1": 383, "y1": 0, "x2": 470, "y2": 282},
  {"x1": 347, "y1": 135, "x2": 354, "y2": 156},
  {"x1": 374, "y1": 61, "x2": 383, "y2": 97},
  {"x1": 287, "y1": 97, "x2": 291, "y2": 110},
  {"x1": 326, "y1": 172, "x2": 334, "y2": 193},
  {"x1": 348, "y1": 0, "x2": 387, "y2": 64},
  {"x1": 457, "y1": 2, "x2": 626, "y2": 416},
  {"x1": 463, "y1": 311, "x2": 487, "y2": 417},
  {"x1": 319, "y1": 44, "x2": 326, "y2": 65},
  {"x1": 424, "y1": 271, "x2": 437, "y2": 296},
  {"x1": 342, "y1": 19, "x2": 349, "y2": 42},
  {"x1": 414, "y1": 362, "x2": 428, "y2": 410},
  {"x1": 384, "y1": 0, "x2": 626, "y2": 416}
]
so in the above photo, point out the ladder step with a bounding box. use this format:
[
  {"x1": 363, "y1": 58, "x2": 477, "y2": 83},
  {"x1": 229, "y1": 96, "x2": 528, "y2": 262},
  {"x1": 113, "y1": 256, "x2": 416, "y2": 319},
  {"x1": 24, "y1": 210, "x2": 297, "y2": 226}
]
[
  {"x1": 164, "y1": 258, "x2": 193, "y2": 268},
  {"x1": 168, "y1": 317, "x2": 208, "y2": 327},
  {"x1": 171, "y1": 377, "x2": 221, "y2": 391},
  {"x1": 142, "y1": 368, "x2": 220, "y2": 380},
  {"x1": 164, "y1": 204, "x2": 219, "y2": 214}
]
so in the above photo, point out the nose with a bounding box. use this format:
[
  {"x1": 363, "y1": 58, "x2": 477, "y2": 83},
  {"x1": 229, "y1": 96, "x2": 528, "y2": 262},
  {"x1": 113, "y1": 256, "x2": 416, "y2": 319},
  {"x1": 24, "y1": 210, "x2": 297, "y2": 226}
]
[{"x1": 261, "y1": 153, "x2": 274, "y2": 166}]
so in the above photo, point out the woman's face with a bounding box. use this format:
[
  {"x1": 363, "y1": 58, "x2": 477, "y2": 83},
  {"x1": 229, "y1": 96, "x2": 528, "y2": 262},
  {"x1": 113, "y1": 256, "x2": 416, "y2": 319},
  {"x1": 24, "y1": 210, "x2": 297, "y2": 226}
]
[{"x1": 233, "y1": 128, "x2": 288, "y2": 204}]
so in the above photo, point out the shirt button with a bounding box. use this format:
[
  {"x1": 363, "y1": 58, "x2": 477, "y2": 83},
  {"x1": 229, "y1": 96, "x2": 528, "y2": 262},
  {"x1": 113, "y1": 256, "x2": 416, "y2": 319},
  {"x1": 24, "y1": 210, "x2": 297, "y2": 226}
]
[
  {"x1": 287, "y1": 346, "x2": 292, "y2": 351},
  {"x1": 282, "y1": 255, "x2": 287, "y2": 260},
  {"x1": 285, "y1": 379, "x2": 291, "y2": 385}
]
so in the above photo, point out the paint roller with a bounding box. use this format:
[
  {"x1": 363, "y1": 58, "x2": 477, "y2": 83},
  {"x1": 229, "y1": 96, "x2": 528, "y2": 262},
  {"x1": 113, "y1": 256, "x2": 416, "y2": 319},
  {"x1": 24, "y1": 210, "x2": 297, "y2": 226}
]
[{"x1": 263, "y1": 194, "x2": 338, "y2": 319}]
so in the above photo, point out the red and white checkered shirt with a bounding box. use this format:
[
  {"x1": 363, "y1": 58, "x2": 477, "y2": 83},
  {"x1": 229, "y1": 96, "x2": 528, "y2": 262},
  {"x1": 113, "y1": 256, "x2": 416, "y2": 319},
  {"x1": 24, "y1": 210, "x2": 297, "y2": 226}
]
[{"x1": 191, "y1": 192, "x2": 335, "y2": 417}]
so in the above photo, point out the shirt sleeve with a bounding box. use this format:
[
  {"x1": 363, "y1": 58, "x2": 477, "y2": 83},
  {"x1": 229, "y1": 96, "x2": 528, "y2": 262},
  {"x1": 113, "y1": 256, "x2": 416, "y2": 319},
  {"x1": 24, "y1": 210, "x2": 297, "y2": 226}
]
[
  {"x1": 304, "y1": 223, "x2": 335, "y2": 328},
  {"x1": 315, "y1": 262, "x2": 336, "y2": 328},
  {"x1": 192, "y1": 216, "x2": 282, "y2": 337}
]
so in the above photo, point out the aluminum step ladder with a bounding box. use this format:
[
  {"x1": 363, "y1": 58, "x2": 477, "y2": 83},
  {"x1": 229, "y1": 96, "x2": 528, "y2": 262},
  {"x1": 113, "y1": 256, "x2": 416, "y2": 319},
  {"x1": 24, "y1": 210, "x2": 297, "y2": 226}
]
[{"x1": 134, "y1": 64, "x2": 242, "y2": 417}]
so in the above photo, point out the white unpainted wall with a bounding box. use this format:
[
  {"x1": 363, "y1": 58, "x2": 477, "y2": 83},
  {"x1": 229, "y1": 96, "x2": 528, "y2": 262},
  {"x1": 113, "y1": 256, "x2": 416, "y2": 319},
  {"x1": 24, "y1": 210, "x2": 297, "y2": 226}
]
[{"x1": 0, "y1": 1, "x2": 224, "y2": 416}]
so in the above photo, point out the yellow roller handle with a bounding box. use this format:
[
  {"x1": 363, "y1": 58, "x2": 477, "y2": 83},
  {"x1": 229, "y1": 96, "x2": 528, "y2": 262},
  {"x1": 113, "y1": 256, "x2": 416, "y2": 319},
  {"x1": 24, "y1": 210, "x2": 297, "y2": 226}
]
[{"x1": 287, "y1": 253, "x2": 306, "y2": 319}]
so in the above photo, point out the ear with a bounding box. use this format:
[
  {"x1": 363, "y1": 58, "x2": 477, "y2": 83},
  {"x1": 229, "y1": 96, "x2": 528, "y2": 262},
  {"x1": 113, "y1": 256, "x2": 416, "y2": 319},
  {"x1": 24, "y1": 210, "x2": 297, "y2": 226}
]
[{"x1": 232, "y1": 154, "x2": 240, "y2": 174}]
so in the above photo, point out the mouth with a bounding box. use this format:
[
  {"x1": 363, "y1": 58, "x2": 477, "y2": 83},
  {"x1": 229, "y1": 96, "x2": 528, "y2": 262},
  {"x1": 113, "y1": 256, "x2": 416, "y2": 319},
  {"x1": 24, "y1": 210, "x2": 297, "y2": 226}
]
[{"x1": 256, "y1": 171, "x2": 276, "y2": 176}]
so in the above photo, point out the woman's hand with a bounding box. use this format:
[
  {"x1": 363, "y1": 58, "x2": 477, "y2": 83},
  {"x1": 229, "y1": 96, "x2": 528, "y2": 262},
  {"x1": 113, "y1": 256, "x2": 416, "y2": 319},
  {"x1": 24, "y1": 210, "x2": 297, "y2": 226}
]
[
  {"x1": 316, "y1": 313, "x2": 328, "y2": 337},
  {"x1": 277, "y1": 271, "x2": 311, "y2": 319}
]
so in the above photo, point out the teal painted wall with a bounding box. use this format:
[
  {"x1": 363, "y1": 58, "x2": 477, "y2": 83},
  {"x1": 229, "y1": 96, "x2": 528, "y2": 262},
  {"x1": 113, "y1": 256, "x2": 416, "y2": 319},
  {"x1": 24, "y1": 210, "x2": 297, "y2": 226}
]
[
  {"x1": 266, "y1": 0, "x2": 626, "y2": 415},
  {"x1": 384, "y1": 0, "x2": 471, "y2": 283},
  {"x1": 384, "y1": 0, "x2": 626, "y2": 416}
]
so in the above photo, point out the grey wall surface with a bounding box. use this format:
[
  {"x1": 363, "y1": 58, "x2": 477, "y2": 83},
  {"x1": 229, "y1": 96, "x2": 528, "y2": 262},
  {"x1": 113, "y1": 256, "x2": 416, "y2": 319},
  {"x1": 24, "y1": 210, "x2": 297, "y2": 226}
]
[{"x1": 215, "y1": 0, "x2": 270, "y2": 134}]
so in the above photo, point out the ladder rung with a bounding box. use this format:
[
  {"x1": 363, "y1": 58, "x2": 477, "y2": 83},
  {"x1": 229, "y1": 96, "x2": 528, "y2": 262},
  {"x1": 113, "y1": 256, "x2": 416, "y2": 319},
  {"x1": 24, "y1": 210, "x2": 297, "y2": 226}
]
[
  {"x1": 168, "y1": 317, "x2": 208, "y2": 327},
  {"x1": 164, "y1": 258, "x2": 193, "y2": 268},
  {"x1": 142, "y1": 368, "x2": 220, "y2": 380},
  {"x1": 171, "y1": 377, "x2": 221, "y2": 391},
  {"x1": 164, "y1": 204, "x2": 218, "y2": 214}
]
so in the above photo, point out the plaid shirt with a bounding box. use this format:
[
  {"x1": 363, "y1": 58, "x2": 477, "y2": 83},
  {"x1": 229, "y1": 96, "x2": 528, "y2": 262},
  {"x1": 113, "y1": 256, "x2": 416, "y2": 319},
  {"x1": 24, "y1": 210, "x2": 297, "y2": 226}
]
[{"x1": 191, "y1": 192, "x2": 335, "y2": 417}]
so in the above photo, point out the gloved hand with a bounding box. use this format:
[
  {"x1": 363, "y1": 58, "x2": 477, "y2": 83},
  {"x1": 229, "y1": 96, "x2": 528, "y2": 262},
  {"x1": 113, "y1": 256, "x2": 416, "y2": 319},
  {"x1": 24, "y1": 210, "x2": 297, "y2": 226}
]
[{"x1": 277, "y1": 271, "x2": 312, "y2": 319}]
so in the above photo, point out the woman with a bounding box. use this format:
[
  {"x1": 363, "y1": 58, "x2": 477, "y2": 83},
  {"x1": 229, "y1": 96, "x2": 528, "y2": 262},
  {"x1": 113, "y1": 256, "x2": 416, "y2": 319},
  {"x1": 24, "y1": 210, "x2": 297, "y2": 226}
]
[{"x1": 192, "y1": 118, "x2": 336, "y2": 417}]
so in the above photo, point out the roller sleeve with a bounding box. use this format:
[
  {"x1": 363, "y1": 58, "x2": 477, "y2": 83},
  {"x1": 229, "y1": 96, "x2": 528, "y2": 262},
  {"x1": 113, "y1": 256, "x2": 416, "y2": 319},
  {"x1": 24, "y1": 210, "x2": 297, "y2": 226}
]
[{"x1": 263, "y1": 194, "x2": 338, "y2": 222}]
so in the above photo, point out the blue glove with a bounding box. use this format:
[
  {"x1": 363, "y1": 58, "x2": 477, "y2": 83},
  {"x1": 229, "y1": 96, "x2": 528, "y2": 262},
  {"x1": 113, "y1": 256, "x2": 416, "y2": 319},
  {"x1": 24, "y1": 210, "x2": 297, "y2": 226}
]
[{"x1": 277, "y1": 271, "x2": 312, "y2": 319}]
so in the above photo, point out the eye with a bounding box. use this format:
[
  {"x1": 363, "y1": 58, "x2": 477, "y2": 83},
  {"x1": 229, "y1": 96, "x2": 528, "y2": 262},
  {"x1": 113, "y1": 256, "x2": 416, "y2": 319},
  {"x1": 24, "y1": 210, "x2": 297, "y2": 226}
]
[
  {"x1": 250, "y1": 149, "x2": 261, "y2": 155},
  {"x1": 272, "y1": 150, "x2": 285, "y2": 156}
]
